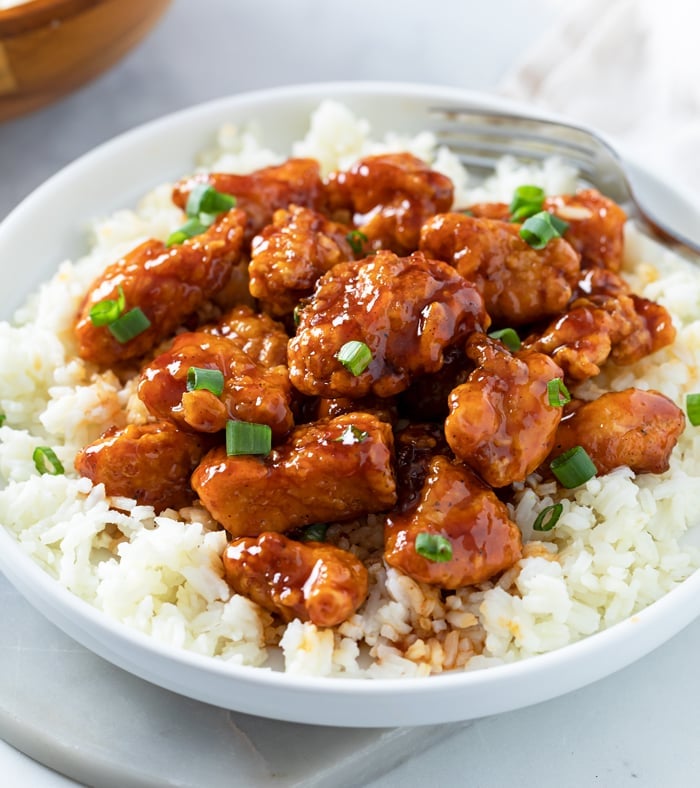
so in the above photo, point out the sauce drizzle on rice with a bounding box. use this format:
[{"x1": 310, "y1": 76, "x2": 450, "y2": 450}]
[{"x1": 0, "y1": 101, "x2": 699, "y2": 678}]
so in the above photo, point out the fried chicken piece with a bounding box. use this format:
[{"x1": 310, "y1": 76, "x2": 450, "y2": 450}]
[
  {"x1": 326, "y1": 152, "x2": 454, "y2": 254},
  {"x1": 312, "y1": 396, "x2": 398, "y2": 425},
  {"x1": 223, "y1": 532, "x2": 368, "y2": 627},
  {"x1": 444, "y1": 334, "x2": 564, "y2": 487},
  {"x1": 384, "y1": 456, "x2": 522, "y2": 588},
  {"x1": 75, "y1": 210, "x2": 246, "y2": 367},
  {"x1": 205, "y1": 304, "x2": 289, "y2": 368},
  {"x1": 524, "y1": 292, "x2": 676, "y2": 381},
  {"x1": 191, "y1": 412, "x2": 396, "y2": 537},
  {"x1": 467, "y1": 189, "x2": 627, "y2": 272},
  {"x1": 548, "y1": 388, "x2": 685, "y2": 476},
  {"x1": 137, "y1": 331, "x2": 293, "y2": 439},
  {"x1": 172, "y1": 158, "x2": 327, "y2": 243},
  {"x1": 74, "y1": 421, "x2": 212, "y2": 512},
  {"x1": 544, "y1": 189, "x2": 627, "y2": 271},
  {"x1": 249, "y1": 205, "x2": 354, "y2": 317},
  {"x1": 288, "y1": 250, "x2": 488, "y2": 398},
  {"x1": 420, "y1": 213, "x2": 580, "y2": 325}
]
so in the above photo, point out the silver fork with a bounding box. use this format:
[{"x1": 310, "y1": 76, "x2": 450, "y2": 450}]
[{"x1": 429, "y1": 107, "x2": 700, "y2": 258}]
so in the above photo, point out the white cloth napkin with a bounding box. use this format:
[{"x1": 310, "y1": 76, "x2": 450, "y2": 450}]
[{"x1": 498, "y1": 0, "x2": 700, "y2": 201}]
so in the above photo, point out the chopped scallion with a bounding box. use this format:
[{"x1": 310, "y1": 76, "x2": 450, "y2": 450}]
[
  {"x1": 509, "y1": 185, "x2": 545, "y2": 222},
  {"x1": 488, "y1": 327, "x2": 521, "y2": 352},
  {"x1": 686, "y1": 393, "x2": 700, "y2": 426},
  {"x1": 107, "y1": 307, "x2": 151, "y2": 343},
  {"x1": 185, "y1": 184, "x2": 236, "y2": 218},
  {"x1": 533, "y1": 502, "x2": 563, "y2": 532},
  {"x1": 550, "y1": 445, "x2": 597, "y2": 488},
  {"x1": 0, "y1": 413, "x2": 6, "y2": 427},
  {"x1": 547, "y1": 378, "x2": 571, "y2": 407},
  {"x1": 298, "y1": 523, "x2": 329, "y2": 542},
  {"x1": 519, "y1": 211, "x2": 569, "y2": 249},
  {"x1": 89, "y1": 286, "x2": 126, "y2": 327},
  {"x1": 226, "y1": 420, "x2": 272, "y2": 456},
  {"x1": 415, "y1": 532, "x2": 453, "y2": 563},
  {"x1": 336, "y1": 340, "x2": 372, "y2": 376},
  {"x1": 186, "y1": 367, "x2": 225, "y2": 397},
  {"x1": 166, "y1": 217, "x2": 211, "y2": 247},
  {"x1": 33, "y1": 446, "x2": 64, "y2": 476},
  {"x1": 346, "y1": 229, "x2": 368, "y2": 256},
  {"x1": 333, "y1": 424, "x2": 369, "y2": 445}
]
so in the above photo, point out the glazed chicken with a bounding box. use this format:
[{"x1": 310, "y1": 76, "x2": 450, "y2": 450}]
[
  {"x1": 548, "y1": 389, "x2": 685, "y2": 476},
  {"x1": 223, "y1": 532, "x2": 369, "y2": 628},
  {"x1": 76, "y1": 209, "x2": 246, "y2": 366},
  {"x1": 326, "y1": 152, "x2": 454, "y2": 254},
  {"x1": 420, "y1": 212, "x2": 580, "y2": 325},
  {"x1": 385, "y1": 456, "x2": 522, "y2": 588},
  {"x1": 288, "y1": 250, "x2": 488, "y2": 398},
  {"x1": 172, "y1": 158, "x2": 327, "y2": 242},
  {"x1": 249, "y1": 204, "x2": 354, "y2": 317},
  {"x1": 74, "y1": 421, "x2": 212, "y2": 512},
  {"x1": 137, "y1": 331, "x2": 294, "y2": 438},
  {"x1": 73, "y1": 149, "x2": 687, "y2": 630},
  {"x1": 445, "y1": 334, "x2": 565, "y2": 487},
  {"x1": 191, "y1": 412, "x2": 396, "y2": 537}
]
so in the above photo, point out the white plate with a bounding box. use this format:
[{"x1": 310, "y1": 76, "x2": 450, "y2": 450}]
[{"x1": 0, "y1": 82, "x2": 698, "y2": 728}]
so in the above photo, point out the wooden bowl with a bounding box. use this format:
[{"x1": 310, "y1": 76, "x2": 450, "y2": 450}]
[{"x1": 0, "y1": 0, "x2": 171, "y2": 122}]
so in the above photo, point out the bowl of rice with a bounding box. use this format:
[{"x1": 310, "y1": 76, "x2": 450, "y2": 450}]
[
  {"x1": 0, "y1": 82, "x2": 698, "y2": 728},
  {"x1": 0, "y1": 0, "x2": 171, "y2": 122}
]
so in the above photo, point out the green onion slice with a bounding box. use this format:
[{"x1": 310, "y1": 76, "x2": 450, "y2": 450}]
[
  {"x1": 550, "y1": 445, "x2": 597, "y2": 488},
  {"x1": 166, "y1": 217, "x2": 211, "y2": 247},
  {"x1": 298, "y1": 523, "x2": 329, "y2": 542},
  {"x1": 533, "y1": 502, "x2": 563, "y2": 532},
  {"x1": 0, "y1": 413, "x2": 6, "y2": 427},
  {"x1": 415, "y1": 532, "x2": 453, "y2": 563},
  {"x1": 185, "y1": 184, "x2": 236, "y2": 218},
  {"x1": 292, "y1": 302, "x2": 304, "y2": 327},
  {"x1": 346, "y1": 229, "x2": 368, "y2": 255},
  {"x1": 107, "y1": 307, "x2": 151, "y2": 343},
  {"x1": 186, "y1": 367, "x2": 225, "y2": 397},
  {"x1": 547, "y1": 378, "x2": 571, "y2": 407},
  {"x1": 509, "y1": 185, "x2": 545, "y2": 222},
  {"x1": 488, "y1": 327, "x2": 521, "y2": 352},
  {"x1": 333, "y1": 424, "x2": 369, "y2": 445},
  {"x1": 686, "y1": 393, "x2": 700, "y2": 426},
  {"x1": 519, "y1": 211, "x2": 569, "y2": 249},
  {"x1": 226, "y1": 420, "x2": 272, "y2": 456},
  {"x1": 33, "y1": 446, "x2": 64, "y2": 476},
  {"x1": 336, "y1": 340, "x2": 372, "y2": 376},
  {"x1": 89, "y1": 286, "x2": 126, "y2": 327}
]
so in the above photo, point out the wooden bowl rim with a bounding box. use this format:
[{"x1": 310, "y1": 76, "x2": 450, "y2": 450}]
[{"x1": 0, "y1": 0, "x2": 106, "y2": 37}]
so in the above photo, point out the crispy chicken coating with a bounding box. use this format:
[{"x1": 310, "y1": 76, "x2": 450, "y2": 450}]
[
  {"x1": 385, "y1": 456, "x2": 522, "y2": 588},
  {"x1": 524, "y1": 292, "x2": 676, "y2": 381},
  {"x1": 74, "y1": 421, "x2": 212, "y2": 512},
  {"x1": 137, "y1": 331, "x2": 293, "y2": 438},
  {"x1": 75, "y1": 210, "x2": 246, "y2": 367},
  {"x1": 548, "y1": 388, "x2": 685, "y2": 476},
  {"x1": 249, "y1": 205, "x2": 354, "y2": 317},
  {"x1": 420, "y1": 213, "x2": 580, "y2": 325},
  {"x1": 172, "y1": 159, "x2": 326, "y2": 243},
  {"x1": 205, "y1": 304, "x2": 289, "y2": 368},
  {"x1": 445, "y1": 334, "x2": 564, "y2": 487},
  {"x1": 326, "y1": 152, "x2": 454, "y2": 254},
  {"x1": 544, "y1": 189, "x2": 627, "y2": 271},
  {"x1": 222, "y1": 532, "x2": 368, "y2": 627},
  {"x1": 468, "y1": 189, "x2": 627, "y2": 272},
  {"x1": 288, "y1": 250, "x2": 488, "y2": 398},
  {"x1": 191, "y1": 412, "x2": 396, "y2": 537}
]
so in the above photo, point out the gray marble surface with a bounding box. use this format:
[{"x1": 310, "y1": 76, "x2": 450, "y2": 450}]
[{"x1": 1, "y1": 1, "x2": 699, "y2": 785}]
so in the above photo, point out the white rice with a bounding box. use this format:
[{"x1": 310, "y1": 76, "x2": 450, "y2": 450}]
[{"x1": 0, "y1": 100, "x2": 698, "y2": 677}]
